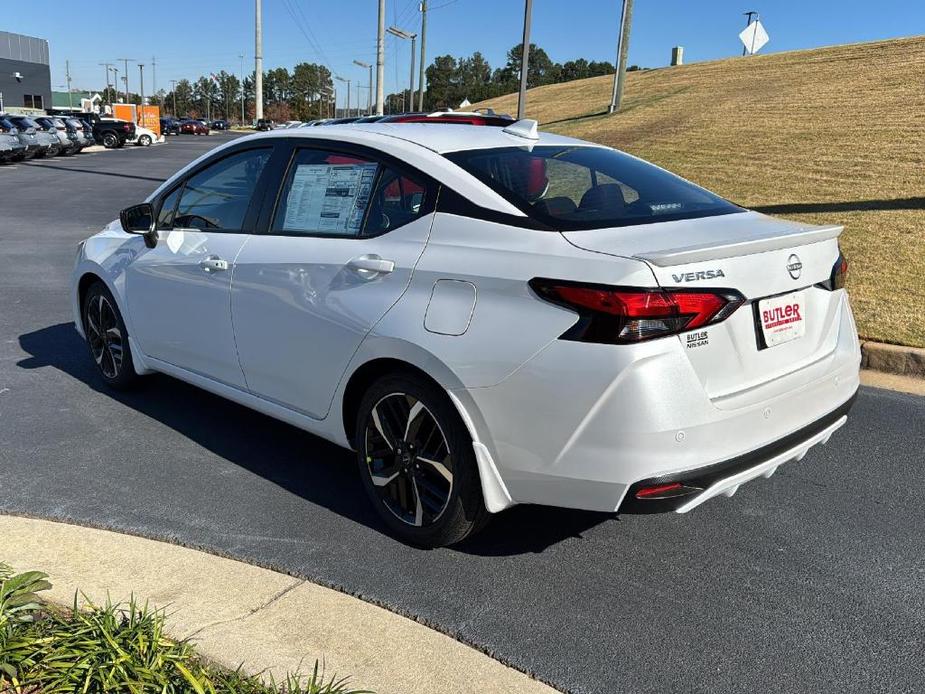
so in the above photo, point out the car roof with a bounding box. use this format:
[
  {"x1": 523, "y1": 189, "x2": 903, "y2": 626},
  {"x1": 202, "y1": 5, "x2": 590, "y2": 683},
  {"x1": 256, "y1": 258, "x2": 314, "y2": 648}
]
[{"x1": 248, "y1": 121, "x2": 594, "y2": 155}]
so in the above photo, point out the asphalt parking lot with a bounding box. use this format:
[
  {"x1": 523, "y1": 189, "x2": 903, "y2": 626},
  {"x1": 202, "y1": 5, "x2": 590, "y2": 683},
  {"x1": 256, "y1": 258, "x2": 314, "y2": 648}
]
[{"x1": 1, "y1": 134, "x2": 924, "y2": 694}]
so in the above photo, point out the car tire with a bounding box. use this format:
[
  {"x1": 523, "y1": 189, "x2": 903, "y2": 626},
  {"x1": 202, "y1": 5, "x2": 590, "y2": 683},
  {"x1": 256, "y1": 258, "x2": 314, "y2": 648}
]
[
  {"x1": 102, "y1": 132, "x2": 118, "y2": 148},
  {"x1": 138, "y1": 135, "x2": 152, "y2": 146},
  {"x1": 355, "y1": 373, "x2": 489, "y2": 547},
  {"x1": 82, "y1": 282, "x2": 139, "y2": 390}
]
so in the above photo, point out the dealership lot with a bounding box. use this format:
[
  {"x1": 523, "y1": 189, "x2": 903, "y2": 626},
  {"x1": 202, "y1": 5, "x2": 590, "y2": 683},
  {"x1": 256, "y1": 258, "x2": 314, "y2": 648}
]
[{"x1": 1, "y1": 135, "x2": 924, "y2": 693}]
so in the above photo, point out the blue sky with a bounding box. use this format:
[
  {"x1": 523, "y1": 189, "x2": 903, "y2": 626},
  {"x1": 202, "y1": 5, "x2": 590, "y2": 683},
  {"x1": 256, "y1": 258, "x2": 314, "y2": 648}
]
[{"x1": 5, "y1": 0, "x2": 921, "y2": 107}]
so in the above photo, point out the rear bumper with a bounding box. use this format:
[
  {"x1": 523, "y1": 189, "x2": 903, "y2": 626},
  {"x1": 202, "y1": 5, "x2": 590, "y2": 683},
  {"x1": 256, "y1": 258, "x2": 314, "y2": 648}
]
[
  {"x1": 619, "y1": 389, "x2": 857, "y2": 513},
  {"x1": 464, "y1": 293, "x2": 861, "y2": 513}
]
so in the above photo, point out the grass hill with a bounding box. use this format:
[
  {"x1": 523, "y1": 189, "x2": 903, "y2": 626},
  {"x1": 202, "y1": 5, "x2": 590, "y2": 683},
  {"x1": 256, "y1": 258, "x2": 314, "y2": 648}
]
[{"x1": 473, "y1": 36, "x2": 925, "y2": 348}]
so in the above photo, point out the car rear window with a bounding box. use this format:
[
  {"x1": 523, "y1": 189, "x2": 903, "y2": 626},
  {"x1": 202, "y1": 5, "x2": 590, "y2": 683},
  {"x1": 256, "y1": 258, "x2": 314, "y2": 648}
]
[{"x1": 445, "y1": 145, "x2": 741, "y2": 229}]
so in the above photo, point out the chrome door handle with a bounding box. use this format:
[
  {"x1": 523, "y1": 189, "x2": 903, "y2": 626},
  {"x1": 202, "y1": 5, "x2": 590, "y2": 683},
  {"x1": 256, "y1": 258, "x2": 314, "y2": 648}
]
[
  {"x1": 199, "y1": 256, "x2": 229, "y2": 272},
  {"x1": 347, "y1": 255, "x2": 395, "y2": 276}
]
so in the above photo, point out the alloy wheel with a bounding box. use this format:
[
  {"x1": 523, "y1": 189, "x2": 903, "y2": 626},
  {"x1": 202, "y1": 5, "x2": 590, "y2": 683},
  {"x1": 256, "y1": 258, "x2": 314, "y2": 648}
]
[
  {"x1": 364, "y1": 393, "x2": 454, "y2": 527},
  {"x1": 86, "y1": 294, "x2": 124, "y2": 379}
]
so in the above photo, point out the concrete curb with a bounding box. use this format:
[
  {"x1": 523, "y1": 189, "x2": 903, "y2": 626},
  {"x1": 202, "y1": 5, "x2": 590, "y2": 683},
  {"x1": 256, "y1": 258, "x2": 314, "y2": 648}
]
[
  {"x1": 860, "y1": 341, "x2": 925, "y2": 378},
  {"x1": 0, "y1": 515, "x2": 558, "y2": 694}
]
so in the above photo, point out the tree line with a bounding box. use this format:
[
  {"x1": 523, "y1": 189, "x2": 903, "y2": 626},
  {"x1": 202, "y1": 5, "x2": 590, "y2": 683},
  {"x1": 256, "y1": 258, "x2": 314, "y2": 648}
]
[{"x1": 108, "y1": 42, "x2": 613, "y2": 121}]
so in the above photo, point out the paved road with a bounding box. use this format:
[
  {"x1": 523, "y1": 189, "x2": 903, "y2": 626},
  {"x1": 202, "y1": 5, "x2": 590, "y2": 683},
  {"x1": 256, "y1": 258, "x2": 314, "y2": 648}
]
[{"x1": 1, "y1": 136, "x2": 923, "y2": 694}]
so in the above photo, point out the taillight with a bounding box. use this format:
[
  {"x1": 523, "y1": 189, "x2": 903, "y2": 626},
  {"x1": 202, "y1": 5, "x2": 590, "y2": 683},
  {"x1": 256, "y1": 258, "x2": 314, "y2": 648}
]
[
  {"x1": 530, "y1": 278, "x2": 745, "y2": 344},
  {"x1": 818, "y1": 251, "x2": 848, "y2": 291},
  {"x1": 832, "y1": 253, "x2": 848, "y2": 290}
]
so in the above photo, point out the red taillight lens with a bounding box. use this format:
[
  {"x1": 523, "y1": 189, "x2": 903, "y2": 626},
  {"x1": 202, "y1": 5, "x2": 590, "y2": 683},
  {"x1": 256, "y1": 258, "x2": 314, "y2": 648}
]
[
  {"x1": 530, "y1": 279, "x2": 744, "y2": 344},
  {"x1": 833, "y1": 253, "x2": 848, "y2": 290}
]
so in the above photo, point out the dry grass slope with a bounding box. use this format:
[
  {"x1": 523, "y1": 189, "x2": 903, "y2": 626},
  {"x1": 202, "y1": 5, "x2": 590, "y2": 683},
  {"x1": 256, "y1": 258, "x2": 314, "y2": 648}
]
[{"x1": 474, "y1": 36, "x2": 925, "y2": 347}]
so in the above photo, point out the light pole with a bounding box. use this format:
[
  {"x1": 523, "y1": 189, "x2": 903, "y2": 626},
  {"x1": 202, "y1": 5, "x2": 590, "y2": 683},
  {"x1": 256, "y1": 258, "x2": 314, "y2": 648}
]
[
  {"x1": 418, "y1": 0, "x2": 427, "y2": 110},
  {"x1": 609, "y1": 0, "x2": 634, "y2": 114},
  {"x1": 517, "y1": 0, "x2": 533, "y2": 119},
  {"x1": 99, "y1": 63, "x2": 114, "y2": 105},
  {"x1": 138, "y1": 64, "x2": 145, "y2": 121},
  {"x1": 170, "y1": 79, "x2": 178, "y2": 117},
  {"x1": 387, "y1": 27, "x2": 417, "y2": 114},
  {"x1": 239, "y1": 53, "x2": 246, "y2": 123},
  {"x1": 117, "y1": 58, "x2": 134, "y2": 103},
  {"x1": 335, "y1": 76, "x2": 350, "y2": 118},
  {"x1": 353, "y1": 60, "x2": 372, "y2": 115},
  {"x1": 376, "y1": 0, "x2": 385, "y2": 115},
  {"x1": 112, "y1": 68, "x2": 119, "y2": 107},
  {"x1": 255, "y1": 0, "x2": 264, "y2": 120}
]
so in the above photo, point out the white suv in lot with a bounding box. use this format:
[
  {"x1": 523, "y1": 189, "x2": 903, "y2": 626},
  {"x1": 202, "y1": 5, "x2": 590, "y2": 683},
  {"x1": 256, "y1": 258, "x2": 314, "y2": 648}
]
[{"x1": 71, "y1": 120, "x2": 860, "y2": 546}]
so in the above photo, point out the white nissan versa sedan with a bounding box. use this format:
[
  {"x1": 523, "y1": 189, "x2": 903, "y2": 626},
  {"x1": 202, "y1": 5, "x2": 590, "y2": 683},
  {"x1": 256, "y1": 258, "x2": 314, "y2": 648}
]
[{"x1": 71, "y1": 119, "x2": 860, "y2": 546}]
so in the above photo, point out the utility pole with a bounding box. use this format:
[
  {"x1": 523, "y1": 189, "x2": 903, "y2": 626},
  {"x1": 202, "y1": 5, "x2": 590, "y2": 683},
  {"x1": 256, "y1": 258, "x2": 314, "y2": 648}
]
[
  {"x1": 138, "y1": 64, "x2": 145, "y2": 121},
  {"x1": 357, "y1": 83, "x2": 363, "y2": 117},
  {"x1": 743, "y1": 11, "x2": 759, "y2": 55},
  {"x1": 375, "y1": 0, "x2": 385, "y2": 115},
  {"x1": 112, "y1": 68, "x2": 119, "y2": 107},
  {"x1": 151, "y1": 56, "x2": 157, "y2": 105},
  {"x1": 608, "y1": 0, "x2": 634, "y2": 114},
  {"x1": 418, "y1": 0, "x2": 427, "y2": 110},
  {"x1": 517, "y1": 0, "x2": 533, "y2": 119},
  {"x1": 117, "y1": 58, "x2": 134, "y2": 103},
  {"x1": 170, "y1": 79, "x2": 178, "y2": 117},
  {"x1": 255, "y1": 0, "x2": 264, "y2": 120},
  {"x1": 65, "y1": 60, "x2": 73, "y2": 109},
  {"x1": 239, "y1": 54, "x2": 246, "y2": 123}
]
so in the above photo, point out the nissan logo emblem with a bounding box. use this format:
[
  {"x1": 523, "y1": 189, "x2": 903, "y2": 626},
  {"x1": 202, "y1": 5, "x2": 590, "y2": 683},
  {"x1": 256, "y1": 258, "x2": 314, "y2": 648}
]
[{"x1": 787, "y1": 254, "x2": 802, "y2": 280}]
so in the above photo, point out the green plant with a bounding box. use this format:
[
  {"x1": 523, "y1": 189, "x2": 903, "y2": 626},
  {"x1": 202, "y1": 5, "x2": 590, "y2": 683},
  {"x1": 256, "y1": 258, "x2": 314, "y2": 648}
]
[{"x1": 0, "y1": 564, "x2": 52, "y2": 679}]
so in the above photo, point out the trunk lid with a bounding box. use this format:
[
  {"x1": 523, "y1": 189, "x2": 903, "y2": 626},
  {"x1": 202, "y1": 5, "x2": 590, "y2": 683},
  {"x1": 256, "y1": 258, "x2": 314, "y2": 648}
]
[{"x1": 562, "y1": 211, "x2": 846, "y2": 405}]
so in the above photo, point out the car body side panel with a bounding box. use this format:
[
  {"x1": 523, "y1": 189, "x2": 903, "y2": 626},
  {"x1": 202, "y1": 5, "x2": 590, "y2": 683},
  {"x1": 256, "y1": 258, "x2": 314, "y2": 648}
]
[{"x1": 367, "y1": 211, "x2": 659, "y2": 389}]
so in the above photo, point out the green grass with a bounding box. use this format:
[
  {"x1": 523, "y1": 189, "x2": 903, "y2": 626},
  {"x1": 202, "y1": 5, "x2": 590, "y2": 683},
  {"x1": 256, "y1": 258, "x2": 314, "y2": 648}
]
[
  {"x1": 475, "y1": 36, "x2": 925, "y2": 348},
  {"x1": 0, "y1": 565, "x2": 370, "y2": 694}
]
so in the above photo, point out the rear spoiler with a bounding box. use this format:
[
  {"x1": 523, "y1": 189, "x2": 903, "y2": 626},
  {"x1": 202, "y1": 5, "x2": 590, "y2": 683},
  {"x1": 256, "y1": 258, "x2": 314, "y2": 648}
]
[{"x1": 634, "y1": 224, "x2": 843, "y2": 267}]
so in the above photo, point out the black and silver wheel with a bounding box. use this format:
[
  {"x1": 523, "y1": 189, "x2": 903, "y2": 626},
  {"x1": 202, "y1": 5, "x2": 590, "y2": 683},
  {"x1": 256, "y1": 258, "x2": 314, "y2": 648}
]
[
  {"x1": 82, "y1": 282, "x2": 138, "y2": 389},
  {"x1": 138, "y1": 134, "x2": 152, "y2": 146},
  {"x1": 356, "y1": 374, "x2": 488, "y2": 547},
  {"x1": 102, "y1": 132, "x2": 118, "y2": 148}
]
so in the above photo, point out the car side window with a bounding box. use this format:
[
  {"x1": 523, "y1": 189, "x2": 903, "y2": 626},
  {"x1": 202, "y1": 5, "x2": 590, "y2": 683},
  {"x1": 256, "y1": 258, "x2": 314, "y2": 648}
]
[
  {"x1": 173, "y1": 148, "x2": 271, "y2": 231},
  {"x1": 157, "y1": 187, "x2": 181, "y2": 230},
  {"x1": 272, "y1": 149, "x2": 379, "y2": 237},
  {"x1": 361, "y1": 167, "x2": 428, "y2": 237}
]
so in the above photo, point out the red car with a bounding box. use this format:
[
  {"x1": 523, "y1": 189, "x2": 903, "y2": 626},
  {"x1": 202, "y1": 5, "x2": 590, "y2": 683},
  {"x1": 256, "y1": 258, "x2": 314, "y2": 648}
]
[
  {"x1": 379, "y1": 110, "x2": 515, "y2": 126},
  {"x1": 179, "y1": 119, "x2": 209, "y2": 135}
]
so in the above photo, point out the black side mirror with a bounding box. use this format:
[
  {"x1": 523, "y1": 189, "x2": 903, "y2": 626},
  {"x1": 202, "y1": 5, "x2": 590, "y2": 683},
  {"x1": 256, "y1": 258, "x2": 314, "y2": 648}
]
[{"x1": 120, "y1": 203, "x2": 158, "y2": 248}]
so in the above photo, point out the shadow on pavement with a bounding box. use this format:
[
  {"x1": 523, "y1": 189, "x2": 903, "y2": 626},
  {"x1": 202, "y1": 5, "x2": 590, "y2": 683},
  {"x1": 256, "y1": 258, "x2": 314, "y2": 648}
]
[{"x1": 17, "y1": 322, "x2": 610, "y2": 556}]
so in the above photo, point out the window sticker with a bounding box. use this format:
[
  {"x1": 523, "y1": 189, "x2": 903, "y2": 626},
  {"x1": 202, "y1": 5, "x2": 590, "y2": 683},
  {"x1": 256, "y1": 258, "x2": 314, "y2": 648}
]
[{"x1": 282, "y1": 162, "x2": 378, "y2": 235}]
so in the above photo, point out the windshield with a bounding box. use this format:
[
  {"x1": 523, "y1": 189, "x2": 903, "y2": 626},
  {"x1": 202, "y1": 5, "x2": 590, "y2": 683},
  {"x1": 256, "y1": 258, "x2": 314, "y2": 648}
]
[{"x1": 445, "y1": 145, "x2": 741, "y2": 230}]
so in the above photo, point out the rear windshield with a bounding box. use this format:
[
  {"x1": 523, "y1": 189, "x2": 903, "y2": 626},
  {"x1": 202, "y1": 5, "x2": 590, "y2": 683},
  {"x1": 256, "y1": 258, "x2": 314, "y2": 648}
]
[{"x1": 445, "y1": 145, "x2": 741, "y2": 229}]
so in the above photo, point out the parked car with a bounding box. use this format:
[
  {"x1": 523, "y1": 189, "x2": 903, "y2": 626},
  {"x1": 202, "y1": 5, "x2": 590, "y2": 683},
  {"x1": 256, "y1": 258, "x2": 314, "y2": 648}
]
[
  {"x1": 64, "y1": 118, "x2": 93, "y2": 150},
  {"x1": 35, "y1": 116, "x2": 79, "y2": 156},
  {"x1": 300, "y1": 119, "x2": 331, "y2": 127},
  {"x1": 57, "y1": 112, "x2": 135, "y2": 148},
  {"x1": 255, "y1": 118, "x2": 274, "y2": 131},
  {"x1": 1, "y1": 115, "x2": 44, "y2": 160},
  {"x1": 319, "y1": 117, "x2": 361, "y2": 125},
  {"x1": 128, "y1": 125, "x2": 158, "y2": 146},
  {"x1": 71, "y1": 121, "x2": 860, "y2": 547},
  {"x1": 160, "y1": 118, "x2": 181, "y2": 136},
  {"x1": 380, "y1": 110, "x2": 515, "y2": 126},
  {"x1": 7, "y1": 116, "x2": 58, "y2": 157},
  {"x1": 0, "y1": 119, "x2": 26, "y2": 162},
  {"x1": 353, "y1": 115, "x2": 386, "y2": 123},
  {"x1": 210, "y1": 119, "x2": 229, "y2": 130},
  {"x1": 179, "y1": 119, "x2": 209, "y2": 135}
]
